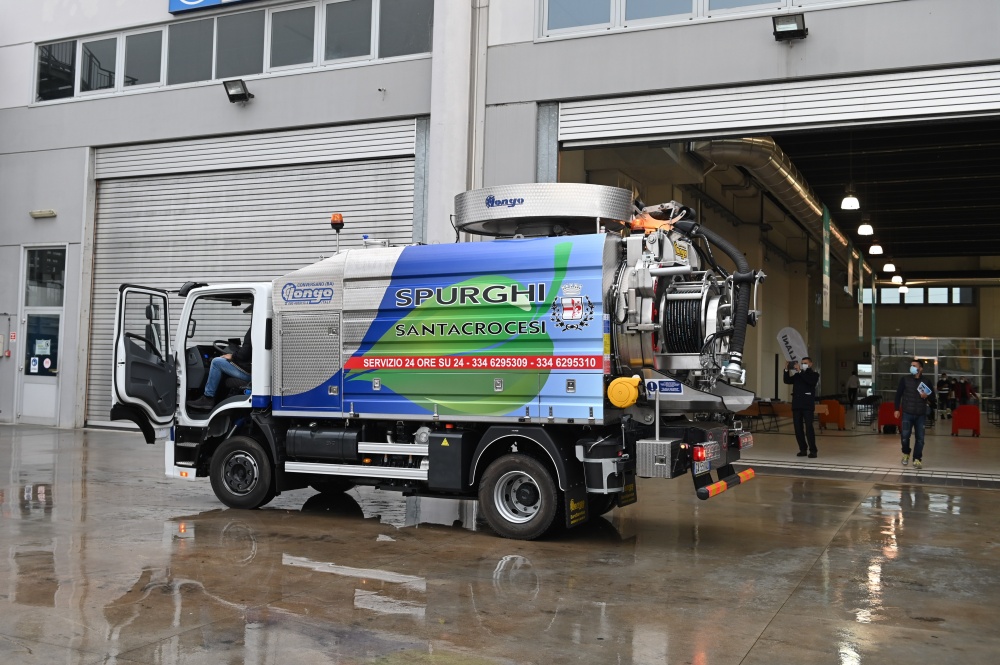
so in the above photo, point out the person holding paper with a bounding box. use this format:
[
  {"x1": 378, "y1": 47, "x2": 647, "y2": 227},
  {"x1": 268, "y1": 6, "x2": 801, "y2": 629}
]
[{"x1": 894, "y1": 359, "x2": 934, "y2": 469}]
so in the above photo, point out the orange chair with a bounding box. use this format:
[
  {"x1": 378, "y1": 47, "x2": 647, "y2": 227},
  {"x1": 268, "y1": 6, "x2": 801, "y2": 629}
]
[
  {"x1": 951, "y1": 405, "x2": 981, "y2": 437},
  {"x1": 877, "y1": 402, "x2": 902, "y2": 433},
  {"x1": 818, "y1": 400, "x2": 846, "y2": 431}
]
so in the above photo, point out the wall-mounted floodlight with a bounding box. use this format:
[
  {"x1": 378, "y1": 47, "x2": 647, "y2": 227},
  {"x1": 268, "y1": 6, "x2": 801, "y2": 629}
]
[
  {"x1": 773, "y1": 14, "x2": 808, "y2": 42},
  {"x1": 29, "y1": 209, "x2": 57, "y2": 219},
  {"x1": 223, "y1": 79, "x2": 254, "y2": 103}
]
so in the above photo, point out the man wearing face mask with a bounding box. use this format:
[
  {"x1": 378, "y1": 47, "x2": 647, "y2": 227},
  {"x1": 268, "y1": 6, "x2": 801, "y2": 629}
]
[
  {"x1": 894, "y1": 359, "x2": 934, "y2": 469},
  {"x1": 784, "y1": 357, "x2": 819, "y2": 458}
]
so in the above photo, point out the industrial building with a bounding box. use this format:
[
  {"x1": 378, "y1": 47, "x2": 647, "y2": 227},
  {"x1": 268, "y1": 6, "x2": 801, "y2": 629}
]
[{"x1": 2, "y1": 0, "x2": 999, "y2": 428}]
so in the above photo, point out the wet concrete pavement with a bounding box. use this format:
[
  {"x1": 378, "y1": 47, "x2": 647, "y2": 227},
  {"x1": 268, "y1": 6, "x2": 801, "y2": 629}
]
[{"x1": 2, "y1": 423, "x2": 1000, "y2": 664}]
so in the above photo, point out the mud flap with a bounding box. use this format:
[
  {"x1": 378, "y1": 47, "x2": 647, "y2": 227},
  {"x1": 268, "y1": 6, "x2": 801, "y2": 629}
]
[
  {"x1": 617, "y1": 468, "x2": 638, "y2": 507},
  {"x1": 565, "y1": 484, "x2": 589, "y2": 528}
]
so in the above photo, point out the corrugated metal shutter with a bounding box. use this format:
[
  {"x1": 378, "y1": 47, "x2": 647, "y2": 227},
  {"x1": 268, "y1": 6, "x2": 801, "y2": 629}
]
[
  {"x1": 86, "y1": 157, "x2": 415, "y2": 425},
  {"x1": 94, "y1": 119, "x2": 416, "y2": 178},
  {"x1": 559, "y1": 64, "x2": 1000, "y2": 146}
]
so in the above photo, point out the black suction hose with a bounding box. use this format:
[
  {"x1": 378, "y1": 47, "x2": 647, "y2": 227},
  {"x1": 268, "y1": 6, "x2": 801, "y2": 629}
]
[{"x1": 673, "y1": 220, "x2": 753, "y2": 379}]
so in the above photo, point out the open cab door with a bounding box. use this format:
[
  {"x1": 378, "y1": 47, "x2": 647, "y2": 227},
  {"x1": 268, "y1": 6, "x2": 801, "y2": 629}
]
[{"x1": 111, "y1": 285, "x2": 176, "y2": 443}]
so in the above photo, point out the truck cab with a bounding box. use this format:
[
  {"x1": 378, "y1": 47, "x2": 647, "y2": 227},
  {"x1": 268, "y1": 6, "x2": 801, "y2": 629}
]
[{"x1": 111, "y1": 282, "x2": 271, "y2": 447}]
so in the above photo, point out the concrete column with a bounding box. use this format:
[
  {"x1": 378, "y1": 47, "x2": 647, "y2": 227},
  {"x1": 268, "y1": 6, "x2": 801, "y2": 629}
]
[{"x1": 425, "y1": 0, "x2": 474, "y2": 245}]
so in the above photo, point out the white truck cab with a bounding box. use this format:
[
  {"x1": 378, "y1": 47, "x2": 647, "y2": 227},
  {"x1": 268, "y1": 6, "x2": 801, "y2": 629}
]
[{"x1": 111, "y1": 281, "x2": 271, "y2": 447}]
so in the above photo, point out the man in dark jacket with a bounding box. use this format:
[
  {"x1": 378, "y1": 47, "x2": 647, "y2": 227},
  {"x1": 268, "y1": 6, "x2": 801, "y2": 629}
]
[
  {"x1": 783, "y1": 357, "x2": 819, "y2": 458},
  {"x1": 190, "y1": 309, "x2": 253, "y2": 410},
  {"x1": 894, "y1": 358, "x2": 934, "y2": 469}
]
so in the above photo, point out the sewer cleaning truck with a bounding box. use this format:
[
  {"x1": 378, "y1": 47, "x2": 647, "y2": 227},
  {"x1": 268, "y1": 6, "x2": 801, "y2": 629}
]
[{"x1": 111, "y1": 183, "x2": 762, "y2": 540}]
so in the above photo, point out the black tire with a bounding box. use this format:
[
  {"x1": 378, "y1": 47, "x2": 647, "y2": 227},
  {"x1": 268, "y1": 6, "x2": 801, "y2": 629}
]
[
  {"x1": 210, "y1": 436, "x2": 275, "y2": 510},
  {"x1": 310, "y1": 478, "x2": 356, "y2": 494},
  {"x1": 587, "y1": 492, "x2": 618, "y2": 517},
  {"x1": 478, "y1": 453, "x2": 559, "y2": 540}
]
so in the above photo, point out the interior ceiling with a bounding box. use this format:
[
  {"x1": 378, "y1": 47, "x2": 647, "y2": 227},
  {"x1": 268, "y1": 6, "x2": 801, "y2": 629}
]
[{"x1": 771, "y1": 117, "x2": 1000, "y2": 264}]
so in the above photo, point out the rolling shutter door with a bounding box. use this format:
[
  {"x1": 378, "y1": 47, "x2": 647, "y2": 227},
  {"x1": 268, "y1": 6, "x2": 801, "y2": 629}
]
[
  {"x1": 86, "y1": 156, "x2": 415, "y2": 425},
  {"x1": 559, "y1": 64, "x2": 1000, "y2": 146}
]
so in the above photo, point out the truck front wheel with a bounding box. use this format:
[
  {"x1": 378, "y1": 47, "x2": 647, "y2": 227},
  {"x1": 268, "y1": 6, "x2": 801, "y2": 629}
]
[
  {"x1": 479, "y1": 454, "x2": 559, "y2": 540},
  {"x1": 210, "y1": 436, "x2": 275, "y2": 510}
]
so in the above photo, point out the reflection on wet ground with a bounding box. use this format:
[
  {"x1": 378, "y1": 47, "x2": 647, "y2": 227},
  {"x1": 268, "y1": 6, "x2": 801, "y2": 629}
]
[{"x1": 2, "y1": 424, "x2": 1000, "y2": 664}]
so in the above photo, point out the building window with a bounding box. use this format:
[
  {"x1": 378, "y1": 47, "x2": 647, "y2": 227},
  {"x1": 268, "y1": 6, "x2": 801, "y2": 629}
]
[
  {"x1": 325, "y1": 0, "x2": 373, "y2": 61},
  {"x1": 378, "y1": 0, "x2": 433, "y2": 59},
  {"x1": 626, "y1": 0, "x2": 692, "y2": 21},
  {"x1": 167, "y1": 19, "x2": 214, "y2": 85},
  {"x1": 271, "y1": 6, "x2": 316, "y2": 68},
  {"x1": 874, "y1": 286, "x2": 974, "y2": 306},
  {"x1": 36, "y1": 0, "x2": 437, "y2": 103},
  {"x1": 707, "y1": 0, "x2": 776, "y2": 10},
  {"x1": 25, "y1": 248, "x2": 66, "y2": 308},
  {"x1": 927, "y1": 287, "x2": 949, "y2": 304},
  {"x1": 81, "y1": 37, "x2": 117, "y2": 92},
  {"x1": 547, "y1": 0, "x2": 612, "y2": 31},
  {"x1": 36, "y1": 41, "x2": 76, "y2": 101},
  {"x1": 217, "y1": 10, "x2": 266, "y2": 78},
  {"x1": 125, "y1": 31, "x2": 163, "y2": 87}
]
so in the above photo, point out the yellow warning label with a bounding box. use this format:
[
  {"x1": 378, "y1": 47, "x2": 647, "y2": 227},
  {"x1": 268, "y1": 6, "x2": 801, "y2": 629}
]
[
  {"x1": 673, "y1": 242, "x2": 688, "y2": 261},
  {"x1": 441, "y1": 438, "x2": 450, "y2": 446},
  {"x1": 603, "y1": 334, "x2": 611, "y2": 354}
]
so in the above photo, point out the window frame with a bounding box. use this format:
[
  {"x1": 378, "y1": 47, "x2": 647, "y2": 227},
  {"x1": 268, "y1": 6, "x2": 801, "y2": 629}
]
[
  {"x1": 32, "y1": 0, "x2": 435, "y2": 105},
  {"x1": 77, "y1": 35, "x2": 120, "y2": 96},
  {"x1": 620, "y1": 0, "x2": 696, "y2": 28},
  {"x1": 542, "y1": 0, "x2": 615, "y2": 37},
  {"x1": 266, "y1": 3, "x2": 320, "y2": 72},
  {"x1": 322, "y1": 0, "x2": 377, "y2": 65},
  {"x1": 166, "y1": 16, "x2": 218, "y2": 87},
  {"x1": 34, "y1": 39, "x2": 78, "y2": 103},
  {"x1": 122, "y1": 28, "x2": 167, "y2": 91},
  {"x1": 537, "y1": 0, "x2": 909, "y2": 40}
]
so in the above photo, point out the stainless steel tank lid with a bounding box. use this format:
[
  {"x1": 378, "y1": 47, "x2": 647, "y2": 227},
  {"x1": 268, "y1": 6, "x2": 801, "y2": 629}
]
[{"x1": 454, "y1": 183, "x2": 634, "y2": 237}]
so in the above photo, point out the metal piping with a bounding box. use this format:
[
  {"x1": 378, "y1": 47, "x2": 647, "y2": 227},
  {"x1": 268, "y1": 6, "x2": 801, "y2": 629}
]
[{"x1": 690, "y1": 137, "x2": 872, "y2": 275}]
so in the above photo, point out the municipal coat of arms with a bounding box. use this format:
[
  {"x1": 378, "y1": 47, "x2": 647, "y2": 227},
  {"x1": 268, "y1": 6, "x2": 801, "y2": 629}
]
[{"x1": 550, "y1": 283, "x2": 594, "y2": 331}]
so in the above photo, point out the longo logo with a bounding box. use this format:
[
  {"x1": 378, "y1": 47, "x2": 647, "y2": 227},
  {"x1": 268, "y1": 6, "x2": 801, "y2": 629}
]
[
  {"x1": 485, "y1": 195, "x2": 525, "y2": 209},
  {"x1": 281, "y1": 282, "x2": 334, "y2": 305}
]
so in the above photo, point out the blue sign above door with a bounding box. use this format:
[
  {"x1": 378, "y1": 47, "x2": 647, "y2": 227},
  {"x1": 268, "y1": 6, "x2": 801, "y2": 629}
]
[{"x1": 169, "y1": 0, "x2": 262, "y2": 14}]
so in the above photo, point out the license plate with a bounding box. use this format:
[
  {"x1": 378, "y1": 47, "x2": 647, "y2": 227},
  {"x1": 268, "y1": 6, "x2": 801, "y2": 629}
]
[{"x1": 694, "y1": 460, "x2": 711, "y2": 475}]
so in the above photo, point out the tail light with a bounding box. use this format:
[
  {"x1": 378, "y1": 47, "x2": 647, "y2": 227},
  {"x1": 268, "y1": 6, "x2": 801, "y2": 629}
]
[{"x1": 692, "y1": 445, "x2": 707, "y2": 462}]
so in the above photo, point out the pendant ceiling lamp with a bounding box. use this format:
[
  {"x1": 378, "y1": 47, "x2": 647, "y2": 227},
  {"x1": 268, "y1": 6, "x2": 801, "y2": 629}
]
[
  {"x1": 868, "y1": 240, "x2": 883, "y2": 255},
  {"x1": 899, "y1": 284, "x2": 909, "y2": 294},
  {"x1": 882, "y1": 259, "x2": 896, "y2": 273},
  {"x1": 891, "y1": 275, "x2": 903, "y2": 284},
  {"x1": 842, "y1": 133, "x2": 861, "y2": 210},
  {"x1": 857, "y1": 213, "x2": 874, "y2": 236},
  {"x1": 841, "y1": 184, "x2": 860, "y2": 210}
]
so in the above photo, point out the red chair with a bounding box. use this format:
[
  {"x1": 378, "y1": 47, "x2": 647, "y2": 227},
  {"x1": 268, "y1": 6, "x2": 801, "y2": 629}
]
[
  {"x1": 818, "y1": 400, "x2": 846, "y2": 430},
  {"x1": 877, "y1": 403, "x2": 901, "y2": 433},
  {"x1": 951, "y1": 405, "x2": 981, "y2": 437}
]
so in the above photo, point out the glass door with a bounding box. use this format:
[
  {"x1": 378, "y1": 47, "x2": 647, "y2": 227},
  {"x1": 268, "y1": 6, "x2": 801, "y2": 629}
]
[{"x1": 18, "y1": 248, "x2": 66, "y2": 426}]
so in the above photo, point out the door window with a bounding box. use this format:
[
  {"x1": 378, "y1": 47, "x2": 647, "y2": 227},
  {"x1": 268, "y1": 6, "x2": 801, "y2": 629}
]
[
  {"x1": 25, "y1": 248, "x2": 65, "y2": 307},
  {"x1": 24, "y1": 315, "x2": 60, "y2": 377}
]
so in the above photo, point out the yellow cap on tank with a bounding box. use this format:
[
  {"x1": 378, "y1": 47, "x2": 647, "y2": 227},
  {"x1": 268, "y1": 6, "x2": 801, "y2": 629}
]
[{"x1": 607, "y1": 376, "x2": 641, "y2": 408}]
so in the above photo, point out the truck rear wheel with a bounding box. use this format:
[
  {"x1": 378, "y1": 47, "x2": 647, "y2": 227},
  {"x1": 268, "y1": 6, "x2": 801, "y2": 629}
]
[
  {"x1": 310, "y1": 478, "x2": 356, "y2": 494},
  {"x1": 210, "y1": 436, "x2": 275, "y2": 510},
  {"x1": 587, "y1": 492, "x2": 618, "y2": 517},
  {"x1": 478, "y1": 454, "x2": 558, "y2": 540}
]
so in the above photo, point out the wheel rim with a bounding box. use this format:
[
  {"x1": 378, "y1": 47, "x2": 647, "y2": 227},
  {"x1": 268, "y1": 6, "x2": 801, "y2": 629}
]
[
  {"x1": 493, "y1": 470, "x2": 542, "y2": 524},
  {"x1": 222, "y1": 451, "x2": 259, "y2": 496}
]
